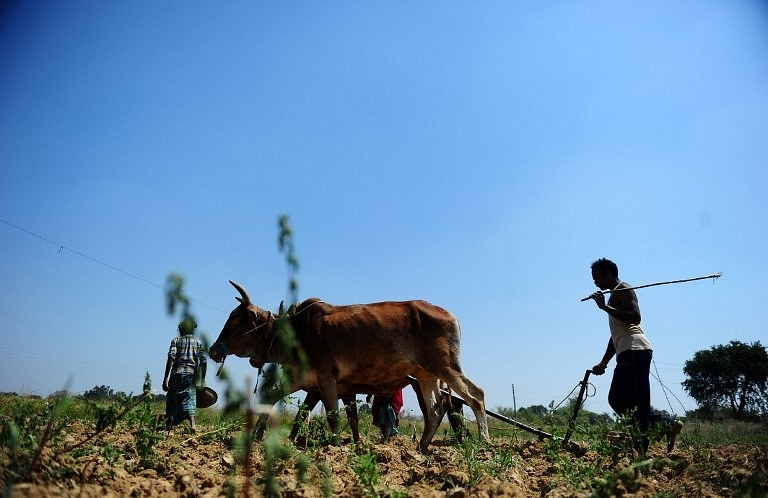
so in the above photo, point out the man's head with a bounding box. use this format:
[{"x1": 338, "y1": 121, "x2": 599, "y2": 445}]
[
  {"x1": 591, "y1": 258, "x2": 619, "y2": 290},
  {"x1": 178, "y1": 320, "x2": 197, "y2": 336}
]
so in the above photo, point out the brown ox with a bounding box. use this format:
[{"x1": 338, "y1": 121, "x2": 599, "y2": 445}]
[{"x1": 209, "y1": 281, "x2": 489, "y2": 452}]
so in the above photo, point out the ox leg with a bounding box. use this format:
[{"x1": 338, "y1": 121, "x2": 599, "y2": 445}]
[
  {"x1": 441, "y1": 372, "x2": 490, "y2": 443},
  {"x1": 440, "y1": 382, "x2": 467, "y2": 442},
  {"x1": 290, "y1": 391, "x2": 322, "y2": 446},
  {"x1": 415, "y1": 374, "x2": 445, "y2": 453},
  {"x1": 407, "y1": 376, "x2": 428, "y2": 417},
  {"x1": 381, "y1": 415, "x2": 394, "y2": 442},
  {"x1": 253, "y1": 413, "x2": 270, "y2": 441},
  {"x1": 318, "y1": 382, "x2": 342, "y2": 445},
  {"x1": 408, "y1": 375, "x2": 466, "y2": 445},
  {"x1": 447, "y1": 395, "x2": 467, "y2": 442},
  {"x1": 411, "y1": 377, "x2": 457, "y2": 442},
  {"x1": 342, "y1": 396, "x2": 360, "y2": 445}
]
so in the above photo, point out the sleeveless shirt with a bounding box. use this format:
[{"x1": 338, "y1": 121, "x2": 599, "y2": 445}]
[{"x1": 608, "y1": 282, "x2": 653, "y2": 354}]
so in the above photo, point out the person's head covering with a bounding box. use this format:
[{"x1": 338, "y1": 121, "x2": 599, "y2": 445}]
[{"x1": 178, "y1": 319, "x2": 197, "y2": 335}]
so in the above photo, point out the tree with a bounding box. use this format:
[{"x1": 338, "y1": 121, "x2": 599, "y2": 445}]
[
  {"x1": 48, "y1": 390, "x2": 71, "y2": 400},
  {"x1": 682, "y1": 340, "x2": 768, "y2": 420},
  {"x1": 80, "y1": 385, "x2": 131, "y2": 402},
  {"x1": 82, "y1": 385, "x2": 115, "y2": 401}
]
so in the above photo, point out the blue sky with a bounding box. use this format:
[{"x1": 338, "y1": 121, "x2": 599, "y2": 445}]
[{"x1": 1, "y1": 1, "x2": 766, "y2": 422}]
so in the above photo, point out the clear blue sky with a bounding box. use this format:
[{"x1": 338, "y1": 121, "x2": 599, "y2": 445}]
[{"x1": 2, "y1": 1, "x2": 766, "y2": 421}]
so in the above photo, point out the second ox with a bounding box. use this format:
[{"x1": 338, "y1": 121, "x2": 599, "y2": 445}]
[
  {"x1": 290, "y1": 379, "x2": 466, "y2": 446},
  {"x1": 208, "y1": 280, "x2": 489, "y2": 452}
]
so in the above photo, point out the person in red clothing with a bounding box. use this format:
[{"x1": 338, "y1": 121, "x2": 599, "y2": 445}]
[{"x1": 368, "y1": 389, "x2": 404, "y2": 442}]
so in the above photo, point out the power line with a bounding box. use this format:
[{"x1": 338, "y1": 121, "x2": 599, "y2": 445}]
[
  {"x1": 0, "y1": 345, "x2": 139, "y2": 375},
  {"x1": 0, "y1": 216, "x2": 227, "y2": 313},
  {"x1": 0, "y1": 346, "x2": 147, "y2": 391}
]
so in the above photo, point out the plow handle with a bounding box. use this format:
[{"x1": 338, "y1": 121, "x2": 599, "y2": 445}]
[{"x1": 561, "y1": 369, "x2": 592, "y2": 447}]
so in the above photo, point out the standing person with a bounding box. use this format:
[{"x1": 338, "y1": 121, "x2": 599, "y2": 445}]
[
  {"x1": 162, "y1": 320, "x2": 207, "y2": 433},
  {"x1": 587, "y1": 258, "x2": 683, "y2": 454},
  {"x1": 368, "y1": 389, "x2": 404, "y2": 442}
]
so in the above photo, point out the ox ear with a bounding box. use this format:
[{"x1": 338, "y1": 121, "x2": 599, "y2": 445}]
[{"x1": 230, "y1": 280, "x2": 251, "y2": 306}]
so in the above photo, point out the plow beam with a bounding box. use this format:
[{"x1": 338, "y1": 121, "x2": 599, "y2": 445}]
[{"x1": 407, "y1": 374, "x2": 587, "y2": 454}]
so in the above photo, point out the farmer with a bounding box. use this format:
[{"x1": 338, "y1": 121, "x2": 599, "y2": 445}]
[
  {"x1": 587, "y1": 258, "x2": 683, "y2": 454},
  {"x1": 162, "y1": 319, "x2": 207, "y2": 433},
  {"x1": 367, "y1": 389, "x2": 404, "y2": 442}
]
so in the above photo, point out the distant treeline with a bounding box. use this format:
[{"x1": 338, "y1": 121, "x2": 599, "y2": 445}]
[{"x1": 1, "y1": 386, "x2": 167, "y2": 402}]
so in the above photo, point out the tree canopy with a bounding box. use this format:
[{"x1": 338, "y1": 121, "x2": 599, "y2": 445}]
[
  {"x1": 682, "y1": 340, "x2": 768, "y2": 420},
  {"x1": 81, "y1": 385, "x2": 117, "y2": 401}
]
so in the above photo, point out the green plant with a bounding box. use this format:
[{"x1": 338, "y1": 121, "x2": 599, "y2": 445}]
[
  {"x1": 580, "y1": 420, "x2": 634, "y2": 464},
  {"x1": 386, "y1": 488, "x2": 408, "y2": 498},
  {"x1": 486, "y1": 443, "x2": 519, "y2": 478},
  {"x1": 353, "y1": 450, "x2": 379, "y2": 497},
  {"x1": 101, "y1": 442, "x2": 121, "y2": 466},
  {"x1": 1, "y1": 413, "x2": 21, "y2": 492},
  {"x1": 739, "y1": 447, "x2": 768, "y2": 498},
  {"x1": 93, "y1": 402, "x2": 119, "y2": 433},
  {"x1": 256, "y1": 215, "x2": 308, "y2": 408},
  {"x1": 197, "y1": 418, "x2": 242, "y2": 446},
  {"x1": 674, "y1": 422, "x2": 768, "y2": 496},
  {"x1": 262, "y1": 429, "x2": 291, "y2": 497},
  {"x1": 318, "y1": 462, "x2": 333, "y2": 498},
  {"x1": 457, "y1": 434, "x2": 483, "y2": 486},
  {"x1": 296, "y1": 452, "x2": 310, "y2": 484},
  {"x1": 589, "y1": 459, "x2": 653, "y2": 497},
  {"x1": 681, "y1": 418, "x2": 768, "y2": 447},
  {"x1": 544, "y1": 435, "x2": 625, "y2": 494},
  {"x1": 131, "y1": 393, "x2": 164, "y2": 468},
  {"x1": 0, "y1": 392, "x2": 73, "y2": 486}
]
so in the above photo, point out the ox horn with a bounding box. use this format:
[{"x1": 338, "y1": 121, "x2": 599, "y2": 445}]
[{"x1": 229, "y1": 280, "x2": 251, "y2": 306}]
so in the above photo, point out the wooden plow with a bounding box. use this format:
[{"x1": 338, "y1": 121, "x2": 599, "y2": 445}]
[{"x1": 412, "y1": 370, "x2": 593, "y2": 454}]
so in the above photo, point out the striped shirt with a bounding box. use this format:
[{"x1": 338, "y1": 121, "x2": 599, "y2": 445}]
[{"x1": 168, "y1": 335, "x2": 206, "y2": 375}]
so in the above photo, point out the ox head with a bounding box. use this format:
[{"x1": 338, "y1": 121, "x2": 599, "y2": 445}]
[{"x1": 208, "y1": 280, "x2": 275, "y2": 365}]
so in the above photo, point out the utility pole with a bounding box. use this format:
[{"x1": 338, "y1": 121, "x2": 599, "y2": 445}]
[{"x1": 512, "y1": 384, "x2": 517, "y2": 416}]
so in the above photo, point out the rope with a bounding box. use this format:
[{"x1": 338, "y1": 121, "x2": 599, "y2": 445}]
[
  {"x1": 0, "y1": 217, "x2": 227, "y2": 313},
  {"x1": 218, "y1": 300, "x2": 325, "y2": 370},
  {"x1": 222, "y1": 318, "x2": 271, "y2": 346},
  {"x1": 651, "y1": 359, "x2": 688, "y2": 416},
  {"x1": 528, "y1": 378, "x2": 596, "y2": 428}
]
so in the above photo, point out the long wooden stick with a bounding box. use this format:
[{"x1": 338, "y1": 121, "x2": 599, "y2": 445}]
[{"x1": 580, "y1": 272, "x2": 722, "y2": 302}]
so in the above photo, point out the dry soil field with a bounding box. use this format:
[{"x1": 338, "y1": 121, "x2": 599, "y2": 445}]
[{"x1": 5, "y1": 414, "x2": 767, "y2": 498}]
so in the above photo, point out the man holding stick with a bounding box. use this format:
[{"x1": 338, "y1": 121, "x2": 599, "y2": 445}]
[{"x1": 588, "y1": 258, "x2": 683, "y2": 454}]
